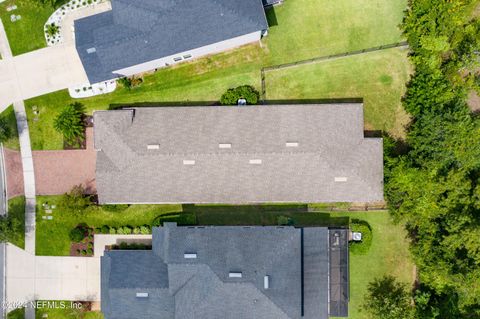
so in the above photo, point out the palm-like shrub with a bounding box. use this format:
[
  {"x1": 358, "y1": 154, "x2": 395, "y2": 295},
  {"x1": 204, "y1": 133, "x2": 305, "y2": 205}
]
[
  {"x1": 45, "y1": 23, "x2": 60, "y2": 37},
  {"x1": 54, "y1": 102, "x2": 85, "y2": 145}
]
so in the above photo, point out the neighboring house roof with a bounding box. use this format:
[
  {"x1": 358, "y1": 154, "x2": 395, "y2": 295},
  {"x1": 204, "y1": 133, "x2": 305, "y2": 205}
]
[
  {"x1": 93, "y1": 104, "x2": 384, "y2": 204},
  {"x1": 74, "y1": 0, "x2": 269, "y2": 83},
  {"x1": 101, "y1": 223, "x2": 337, "y2": 319}
]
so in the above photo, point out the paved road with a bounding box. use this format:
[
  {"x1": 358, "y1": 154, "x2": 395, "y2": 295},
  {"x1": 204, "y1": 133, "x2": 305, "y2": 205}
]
[{"x1": 0, "y1": 243, "x2": 5, "y2": 319}]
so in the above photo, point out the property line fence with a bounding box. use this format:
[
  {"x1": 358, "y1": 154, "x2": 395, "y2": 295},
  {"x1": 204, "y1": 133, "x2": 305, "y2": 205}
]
[{"x1": 260, "y1": 41, "x2": 409, "y2": 102}]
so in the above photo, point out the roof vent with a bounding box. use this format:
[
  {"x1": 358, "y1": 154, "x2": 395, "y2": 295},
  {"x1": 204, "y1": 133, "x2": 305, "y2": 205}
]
[
  {"x1": 183, "y1": 160, "x2": 195, "y2": 165},
  {"x1": 285, "y1": 142, "x2": 299, "y2": 147},
  {"x1": 229, "y1": 272, "x2": 242, "y2": 278},
  {"x1": 249, "y1": 159, "x2": 262, "y2": 165},
  {"x1": 184, "y1": 253, "x2": 197, "y2": 259},
  {"x1": 86, "y1": 47, "x2": 96, "y2": 54},
  {"x1": 147, "y1": 144, "x2": 159, "y2": 150},
  {"x1": 218, "y1": 143, "x2": 232, "y2": 149},
  {"x1": 136, "y1": 292, "x2": 149, "y2": 298},
  {"x1": 264, "y1": 276, "x2": 270, "y2": 289}
]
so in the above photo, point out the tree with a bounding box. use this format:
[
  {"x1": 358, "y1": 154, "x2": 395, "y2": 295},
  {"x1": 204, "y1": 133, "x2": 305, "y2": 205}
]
[
  {"x1": 220, "y1": 85, "x2": 259, "y2": 105},
  {"x1": 386, "y1": 0, "x2": 480, "y2": 316},
  {"x1": 0, "y1": 117, "x2": 11, "y2": 142},
  {"x1": 0, "y1": 215, "x2": 21, "y2": 243},
  {"x1": 69, "y1": 226, "x2": 85, "y2": 243},
  {"x1": 54, "y1": 102, "x2": 85, "y2": 145},
  {"x1": 362, "y1": 276, "x2": 414, "y2": 319},
  {"x1": 59, "y1": 185, "x2": 91, "y2": 214}
]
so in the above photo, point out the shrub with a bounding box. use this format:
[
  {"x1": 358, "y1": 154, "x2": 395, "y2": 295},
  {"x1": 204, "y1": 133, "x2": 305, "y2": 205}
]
[
  {"x1": 220, "y1": 85, "x2": 260, "y2": 105},
  {"x1": 277, "y1": 216, "x2": 294, "y2": 226},
  {"x1": 109, "y1": 227, "x2": 116, "y2": 235},
  {"x1": 45, "y1": 23, "x2": 60, "y2": 37},
  {"x1": 69, "y1": 226, "x2": 85, "y2": 243},
  {"x1": 140, "y1": 225, "x2": 150, "y2": 234},
  {"x1": 118, "y1": 77, "x2": 143, "y2": 90},
  {"x1": 101, "y1": 225, "x2": 110, "y2": 234},
  {"x1": 87, "y1": 243, "x2": 93, "y2": 249},
  {"x1": 0, "y1": 118, "x2": 11, "y2": 143},
  {"x1": 133, "y1": 227, "x2": 140, "y2": 234},
  {"x1": 87, "y1": 248, "x2": 93, "y2": 255},
  {"x1": 59, "y1": 185, "x2": 91, "y2": 214},
  {"x1": 117, "y1": 227, "x2": 125, "y2": 235},
  {"x1": 81, "y1": 250, "x2": 87, "y2": 256},
  {"x1": 53, "y1": 102, "x2": 85, "y2": 145},
  {"x1": 122, "y1": 226, "x2": 132, "y2": 234},
  {"x1": 349, "y1": 219, "x2": 373, "y2": 255}
]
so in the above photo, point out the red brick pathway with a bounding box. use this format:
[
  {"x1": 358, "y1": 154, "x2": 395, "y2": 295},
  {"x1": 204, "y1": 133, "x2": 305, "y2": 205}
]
[
  {"x1": 4, "y1": 148, "x2": 24, "y2": 199},
  {"x1": 32, "y1": 127, "x2": 96, "y2": 195}
]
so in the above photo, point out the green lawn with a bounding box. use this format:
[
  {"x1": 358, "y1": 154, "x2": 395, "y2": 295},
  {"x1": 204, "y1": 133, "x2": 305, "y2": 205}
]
[
  {"x1": 0, "y1": 0, "x2": 57, "y2": 56},
  {"x1": 24, "y1": 0, "x2": 408, "y2": 150},
  {"x1": 36, "y1": 196, "x2": 182, "y2": 256},
  {"x1": 0, "y1": 105, "x2": 19, "y2": 150},
  {"x1": 8, "y1": 196, "x2": 25, "y2": 249},
  {"x1": 265, "y1": 48, "x2": 412, "y2": 138}
]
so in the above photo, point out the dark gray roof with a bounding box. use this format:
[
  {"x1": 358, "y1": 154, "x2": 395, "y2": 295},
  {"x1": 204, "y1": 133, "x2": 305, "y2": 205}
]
[
  {"x1": 74, "y1": 0, "x2": 268, "y2": 83},
  {"x1": 101, "y1": 223, "x2": 334, "y2": 319},
  {"x1": 94, "y1": 104, "x2": 384, "y2": 204}
]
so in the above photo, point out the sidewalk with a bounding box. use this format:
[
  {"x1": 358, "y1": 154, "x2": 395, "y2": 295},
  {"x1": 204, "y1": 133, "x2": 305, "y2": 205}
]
[{"x1": 13, "y1": 101, "x2": 36, "y2": 255}]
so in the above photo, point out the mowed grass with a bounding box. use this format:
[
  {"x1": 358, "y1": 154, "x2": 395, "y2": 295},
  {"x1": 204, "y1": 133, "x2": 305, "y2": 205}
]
[
  {"x1": 264, "y1": 0, "x2": 406, "y2": 64},
  {"x1": 35, "y1": 302, "x2": 103, "y2": 319},
  {"x1": 265, "y1": 47, "x2": 412, "y2": 138},
  {"x1": 0, "y1": 0, "x2": 56, "y2": 56},
  {"x1": 24, "y1": 0, "x2": 408, "y2": 149},
  {"x1": 36, "y1": 195, "x2": 182, "y2": 256},
  {"x1": 330, "y1": 211, "x2": 414, "y2": 319},
  {"x1": 0, "y1": 105, "x2": 19, "y2": 150}
]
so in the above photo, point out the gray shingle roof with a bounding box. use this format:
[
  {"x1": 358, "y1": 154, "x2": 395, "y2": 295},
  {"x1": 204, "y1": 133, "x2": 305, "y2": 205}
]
[
  {"x1": 94, "y1": 104, "x2": 384, "y2": 204},
  {"x1": 74, "y1": 0, "x2": 268, "y2": 83},
  {"x1": 101, "y1": 224, "x2": 333, "y2": 319}
]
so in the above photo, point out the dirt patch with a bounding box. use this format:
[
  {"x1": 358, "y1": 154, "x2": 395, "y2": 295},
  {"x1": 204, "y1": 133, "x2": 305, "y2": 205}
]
[{"x1": 467, "y1": 90, "x2": 480, "y2": 113}]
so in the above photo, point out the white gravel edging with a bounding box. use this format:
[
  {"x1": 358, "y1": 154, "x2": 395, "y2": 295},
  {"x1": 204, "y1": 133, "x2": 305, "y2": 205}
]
[{"x1": 44, "y1": 0, "x2": 103, "y2": 46}]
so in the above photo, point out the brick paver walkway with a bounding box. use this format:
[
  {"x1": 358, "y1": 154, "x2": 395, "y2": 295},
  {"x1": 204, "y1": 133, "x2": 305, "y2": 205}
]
[
  {"x1": 3, "y1": 148, "x2": 24, "y2": 199},
  {"x1": 32, "y1": 127, "x2": 96, "y2": 195}
]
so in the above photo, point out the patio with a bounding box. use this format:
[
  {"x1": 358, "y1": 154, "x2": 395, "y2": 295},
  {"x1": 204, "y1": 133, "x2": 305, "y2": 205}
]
[{"x1": 32, "y1": 127, "x2": 96, "y2": 195}]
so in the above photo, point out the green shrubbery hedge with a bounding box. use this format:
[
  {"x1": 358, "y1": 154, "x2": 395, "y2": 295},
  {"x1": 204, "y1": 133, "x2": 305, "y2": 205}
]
[
  {"x1": 220, "y1": 85, "x2": 260, "y2": 105},
  {"x1": 349, "y1": 219, "x2": 372, "y2": 255}
]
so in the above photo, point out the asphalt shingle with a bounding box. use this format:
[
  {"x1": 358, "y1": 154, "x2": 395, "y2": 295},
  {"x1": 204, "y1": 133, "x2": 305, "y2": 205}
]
[
  {"x1": 75, "y1": 0, "x2": 268, "y2": 83},
  {"x1": 94, "y1": 104, "x2": 384, "y2": 204}
]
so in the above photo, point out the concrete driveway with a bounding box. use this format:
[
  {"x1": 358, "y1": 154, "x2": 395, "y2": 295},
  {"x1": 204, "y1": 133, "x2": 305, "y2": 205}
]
[
  {"x1": 0, "y1": 44, "x2": 88, "y2": 110},
  {"x1": 5, "y1": 244, "x2": 100, "y2": 306}
]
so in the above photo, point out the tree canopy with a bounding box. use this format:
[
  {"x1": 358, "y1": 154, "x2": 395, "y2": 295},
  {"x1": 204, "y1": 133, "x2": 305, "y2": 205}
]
[{"x1": 385, "y1": 0, "x2": 480, "y2": 317}]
